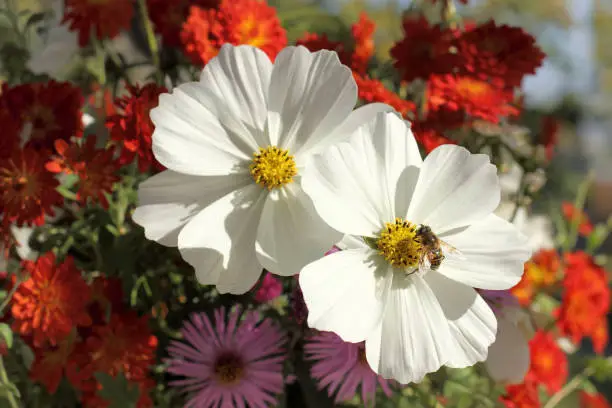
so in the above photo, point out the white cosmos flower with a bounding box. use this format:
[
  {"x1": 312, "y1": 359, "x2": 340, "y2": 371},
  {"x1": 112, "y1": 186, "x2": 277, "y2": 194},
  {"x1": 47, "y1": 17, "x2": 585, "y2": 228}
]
[
  {"x1": 298, "y1": 111, "x2": 532, "y2": 384},
  {"x1": 132, "y1": 44, "x2": 392, "y2": 294},
  {"x1": 480, "y1": 290, "x2": 534, "y2": 384}
]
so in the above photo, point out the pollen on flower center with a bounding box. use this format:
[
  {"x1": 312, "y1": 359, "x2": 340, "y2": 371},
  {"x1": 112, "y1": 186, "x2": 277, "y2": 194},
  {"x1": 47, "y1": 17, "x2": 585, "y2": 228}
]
[
  {"x1": 250, "y1": 146, "x2": 297, "y2": 190},
  {"x1": 214, "y1": 353, "x2": 244, "y2": 384},
  {"x1": 376, "y1": 218, "x2": 422, "y2": 268}
]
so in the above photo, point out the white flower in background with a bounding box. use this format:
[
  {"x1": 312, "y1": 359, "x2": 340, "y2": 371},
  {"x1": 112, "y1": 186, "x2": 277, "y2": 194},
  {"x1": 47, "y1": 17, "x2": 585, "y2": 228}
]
[
  {"x1": 133, "y1": 44, "x2": 391, "y2": 294},
  {"x1": 27, "y1": 0, "x2": 79, "y2": 78},
  {"x1": 0, "y1": 225, "x2": 36, "y2": 271},
  {"x1": 299, "y1": 112, "x2": 531, "y2": 383},
  {"x1": 480, "y1": 290, "x2": 534, "y2": 384}
]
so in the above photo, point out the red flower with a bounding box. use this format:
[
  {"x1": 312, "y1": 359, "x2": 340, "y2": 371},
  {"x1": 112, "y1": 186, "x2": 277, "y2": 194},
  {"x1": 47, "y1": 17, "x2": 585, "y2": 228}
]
[
  {"x1": 47, "y1": 137, "x2": 120, "y2": 208},
  {"x1": 391, "y1": 17, "x2": 461, "y2": 83},
  {"x1": 353, "y1": 74, "x2": 416, "y2": 117},
  {"x1": 526, "y1": 331, "x2": 567, "y2": 393},
  {"x1": 561, "y1": 202, "x2": 593, "y2": 235},
  {"x1": 106, "y1": 83, "x2": 167, "y2": 172},
  {"x1": 148, "y1": 0, "x2": 220, "y2": 47},
  {"x1": 426, "y1": 74, "x2": 519, "y2": 123},
  {"x1": 350, "y1": 12, "x2": 375, "y2": 74},
  {"x1": 500, "y1": 380, "x2": 541, "y2": 408},
  {"x1": 296, "y1": 33, "x2": 348, "y2": 61},
  {"x1": 540, "y1": 116, "x2": 558, "y2": 161},
  {"x1": 181, "y1": 0, "x2": 287, "y2": 66},
  {"x1": 580, "y1": 391, "x2": 611, "y2": 408},
  {"x1": 0, "y1": 147, "x2": 63, "y2": 226},
  {"x1": 63, "y1": 0, "x2": 134, "y2": 46},
  {"x1": 511, "y1": 249, "x2": 561, "y2": 306},
  {"x1": 412, "y1": 127, "x2": 456, "y2": 154},
  {"x1": 77, "y1": 312, "x2": 157, "y2": 408},
  {"x1": 0, "y1": 81, "x2": 83, "y2": 150},
  {"x1": 457, "y1": 21, "x2": 545, "y2": 87},
  {"x1": 11, "y1": 253, "x2": 92, "y2": 347},
  {"x1": 0, "y1": 109, "x2": 20, "y2": 159}
]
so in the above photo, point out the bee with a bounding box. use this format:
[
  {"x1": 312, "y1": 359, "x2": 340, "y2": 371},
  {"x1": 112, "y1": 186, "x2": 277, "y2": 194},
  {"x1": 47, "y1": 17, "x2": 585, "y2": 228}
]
[{"x1": 414, "y1": 224, "x2": 461, "y2": 272}]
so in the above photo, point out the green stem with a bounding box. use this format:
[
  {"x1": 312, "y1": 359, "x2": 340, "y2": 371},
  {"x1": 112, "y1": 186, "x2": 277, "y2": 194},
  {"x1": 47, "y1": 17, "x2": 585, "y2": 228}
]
[
  {"x1": 543, "y1": 367, "x2": 593, "y2": 408},
  {"x1": 563, "y1": 171, "x2": 594, "y2": 253},
  {"x1": 0, "y1": 357, "x2": 19, "y2": 408},
  {"x1": 0, "y1": 279, "x2": 20, "y2": 316},
  {"x1": 136, "y1": 0, "x2": 162, "y2": 84}
]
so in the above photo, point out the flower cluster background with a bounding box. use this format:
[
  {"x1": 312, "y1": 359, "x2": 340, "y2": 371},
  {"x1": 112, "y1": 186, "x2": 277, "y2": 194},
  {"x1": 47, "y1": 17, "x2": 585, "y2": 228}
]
[{"x1": 0, "y1": 0, "x2": 610, "y2": 407}]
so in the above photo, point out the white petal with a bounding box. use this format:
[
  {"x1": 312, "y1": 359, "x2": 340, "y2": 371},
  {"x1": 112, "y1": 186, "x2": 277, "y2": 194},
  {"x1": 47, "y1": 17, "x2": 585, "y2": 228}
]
[
  {"x1": 151, "y1": 86, "x2": 251, "y2": 175},
  {"x1": 425, "y1": 272, "x2": 497, "y2": 367},
  {"x1": 198, "y1": 44, "x2": 273, "y2": 148},
  {"x1": 301, "y1": 112, "x2": 421, "y2": 237},
  {"x1": 177, "y1": 184, "x2": 267, "y2": 294},
  {"x1": 256, "y1": 183, "x2": 342, "y2": 276},
  {"x1": 266, "y1": 46, "x2": 357, "y2": 155},
  {"x1": 438, "y1": 214, "x2": 531, "y2": 290},
  {"x1": 365, "y1": 273, "x2": 454, "y2": 384},
  {"x1": 299, "y1": 102, "x2": 395, "y2": 157},
  {"x1": 132, "y1": 170, "x2": 250, "y2": 246},
  {"x1": 299, "y1": 249, "x2": 391, "y2": 343},
  {"x1": 485, "y1": 315, "x2": 530, "y2": 384},
  {"x1": 336, "y1": 234, "x2": 370, "y2": 250},
  {"x1": 406, "y1": 145, "x2": 500, "y2": 234}
]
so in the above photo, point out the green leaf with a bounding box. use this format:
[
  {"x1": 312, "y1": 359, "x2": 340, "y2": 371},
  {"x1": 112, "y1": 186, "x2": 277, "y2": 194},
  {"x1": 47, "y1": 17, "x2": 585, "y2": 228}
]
[
  {"x1": 586, "y1": 223, "x2": 611, "y2": 254},
  {"x1": 587, "y1": 357, "x2": 612, "y2": 382},
  {"x1": 95, "y1": 372, "x2": 140, "y2": 408},
  {"x1": 0, "y1": 323, "x2": 13, "y2": 349}
]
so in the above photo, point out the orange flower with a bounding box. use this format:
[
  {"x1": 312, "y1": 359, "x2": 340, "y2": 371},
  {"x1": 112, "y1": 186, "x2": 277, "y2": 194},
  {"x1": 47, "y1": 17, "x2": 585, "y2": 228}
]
[
  {"x1": 512, "y1": 249, "x2": 560, "y2": 305},
  {"x1": 78, "y1": 312, "x2": 158, "y2": 408},
  {"x1": 500, "y1": 380, "x2": 540, "y2": 408},
  {"x1": 106, "y1": 83, "x2": 167, "y2": 172},
  {"x1": 350, "y1": 12, "x2": 375, "y2": 74},
  {"x1": 148, "y1": 0, "x2": 219, "y2": 46},
  {"x1": 353, "y1": 74, "x2": 416, "y2": 117},
  {"x1": 11, "y1": 253, "x2": 92, "y2": 347},
  {"x1": 526, "y1": 331, "x2": 567, "y2": 393},
  {"x1": 562, "y1": 202, "x2": 593, "y2": 235},
  {"x1": 220, "y1": 0, "x2": 287, "y2": 61},
  {"x1": 456, "y1": 21, "x2": 545, "y2": 87},
  {"x1": 580, "y1": 391, "x2": 611, "y2": 408},
  {"x1": 0, "y1": 147, "x2": 64, "y2": 226},
  {"x1": 391, "y1": 17, "x2": 461, "y2": 83},
  {"x1": 0, "y1": 81, "x2": 83, "y2": 151},
  {"x1": 47, "y1": 136, "x2": 119, "y2": 208},
  {"x1": 63, "y1": 0, "x2": 134, "y2": 46},
  {"x1": 412, "y1": 127, "x2": 456, "y2": 154},
  {"x1": 427, "y1": 74, "x2": 519, "y2": 124},
  {"x1": 181, "y1": 0, "x2": 287, "y2": 66}
]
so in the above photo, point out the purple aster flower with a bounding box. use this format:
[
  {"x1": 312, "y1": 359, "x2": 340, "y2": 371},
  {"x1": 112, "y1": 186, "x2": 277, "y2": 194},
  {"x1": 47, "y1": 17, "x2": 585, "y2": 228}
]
[
  {"x1": 304, "y1": 330, "x2": 393, "y2": 405},
  {"x1": 166, "y1": 306, "x2": 287, "y2": 408},
  {"x1": 254, "y1": 272, "x2": 283, "y2": 303}
]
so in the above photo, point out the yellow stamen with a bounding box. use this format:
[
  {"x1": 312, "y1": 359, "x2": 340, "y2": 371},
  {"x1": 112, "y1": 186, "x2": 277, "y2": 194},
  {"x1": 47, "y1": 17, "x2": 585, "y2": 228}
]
[
  {"x1": 250, "y1": 146, "x2": 297, "y2": 190},
  {"x1": 376, "y1": 218, "x2": 422, "y2": 268}
]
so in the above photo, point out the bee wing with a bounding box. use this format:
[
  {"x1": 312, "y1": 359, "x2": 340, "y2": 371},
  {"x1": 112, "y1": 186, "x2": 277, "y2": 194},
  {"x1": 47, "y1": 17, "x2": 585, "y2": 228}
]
[
  {"x1": 417, "y1": 251, "x2": 431, "y2": 274},
  {"x1": 440, "y1": 241, "x2": 466, "y2": 259}
]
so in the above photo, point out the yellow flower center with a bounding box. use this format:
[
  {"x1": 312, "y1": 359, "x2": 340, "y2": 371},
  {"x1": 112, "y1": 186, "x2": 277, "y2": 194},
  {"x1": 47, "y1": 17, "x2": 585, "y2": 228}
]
[
  {"x1": 250, "y1": 146, "x2": 297, "y2": 190},
  {"x1": 376, "y1": 218, "x2": 422, "y2": 268}
]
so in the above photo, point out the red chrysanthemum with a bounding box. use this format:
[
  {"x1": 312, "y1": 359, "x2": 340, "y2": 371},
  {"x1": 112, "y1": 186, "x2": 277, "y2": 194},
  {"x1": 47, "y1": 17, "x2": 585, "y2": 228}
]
[
  {"x1": 540, "y1": 116, "x2": 558, "y2": 161},
  {"x1": 106, "y1": 83, "x2": 167, "y2": 172},
  {"x1": 350, "y1": 12, "x2": 375, "y2": 74},
  {"x1": 456, "y1": 21, "x2": 545, "y2": 87},
  {"x1": 11, "y1": 253, "x2": 92, "y2": 347},
  {"x1": 526, "y1": 331, "x2": 567, "y2": 393},
  {"x1": 511, "y1": 249, "x2": 560, "y2": 306},
  {"x1": 580, "y1": 391, "x2": 611, "y2": 408},
  {"x1": 0, "y1": 147, "x2": 63, "y2": 226},
  {"x1": 77, "y1": 312, "x2": 157, "y2": 408},
  {"x1": 29, "y1": 331, "x2": 87, "y2": 393},
  {"x1": 47, "y1": 137, "x2": 120, "y2": 208},
  {"x1": 500, "y1": 380, "x2": 541, "y2": 408},
  {"x1": 0, "y1": 81, "x2": 83, "y2": 150},
  {"x1": 391, "y1": 17, "x2": 461, "y2": 83},
  {"x1": 63, "y1": 0, "x2": 134, "y2": 47},
  {"x1": 148, "y1": 0, "x2": 220, "y2": 47},
  {"x1": 0, "y1": 109, "x2": 20, "y2": 159},
  {"x1": 180, "y1": 5, "x2": 224, "y2": 65},
  {"x1": 412, "y1": 126, "x2": 456, "y2": 153},
  {"x1": 426, "y1": 74, "x2": 519, "y2": 123},
  {"x1": 561, "y1": 202, "x2": 594, "y2": 235},
  {"x1": 353, "y1": 74, "x2": 416, "y2": 117},
  {"x1": 219, "y1": 0, "x2": 287, "y2": 61},
  {"x1": 296, "y1": 32, "x2": 348, "y2": 62}
]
